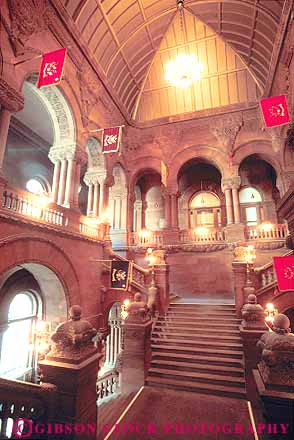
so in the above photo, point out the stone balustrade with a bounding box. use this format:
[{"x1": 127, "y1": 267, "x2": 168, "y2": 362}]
[
  {"x1": 245, "y1": 223, "x2": 288, "y2": 241},
  {"x1": 96, "y1": 369, "x2": 119, "y2": 403},
  {"x1": 1, "y1": 186, "x2": 109, "y2": 241},
  {"x1": 180, "y1": 227, "x2": 226, "y2": 243},
  {"x1": 129, "y1": 230, "x2": 164, "y2": 246}
]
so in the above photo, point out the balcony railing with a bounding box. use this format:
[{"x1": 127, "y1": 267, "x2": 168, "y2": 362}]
[
  {"x1": 180, "y1": 227, "x2": 226, "y2": 243},
  {"x1": 129, "y1": 231, "x2": 164, "y2": 246},
  {"x1": 1, "y1": 186, "x2": 109, "y2": 242},
  {"x1": 245, "y1": 224, "x2": 288, "y2": 241}
]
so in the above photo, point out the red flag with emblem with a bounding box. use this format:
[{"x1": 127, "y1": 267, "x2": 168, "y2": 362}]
[
  {"x1": 102, "y1": 126, "x2": 122, "y2": 153},
  {"x1": 37, "y1": 48, "x2": 67, "y2": 89},
  {"x1": 273, "y1": 256, "x2": 294, "y2": 291},
  {"x1": 260, "y1": 95, "x2": 290, "y2": 128}
]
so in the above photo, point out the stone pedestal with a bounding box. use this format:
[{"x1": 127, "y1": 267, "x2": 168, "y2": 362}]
[
  {"x1": 39, "y1": 305, "x2": 102, "y2": 440},
  {"x1": 225, "y1": 223, "x2": 245, "y2": 242},
  {"x1": 232, "y1": 261, "x2": 247, "y2": 316},
  {"x1": 121, "y1": 318, "x2": 152, "y2": 394},
  {"x1": 154, "y1": 264, "x2": 170, "y2": 315},
  {"x1": 253, "y1": 314, "x2": 294, "y2": 439}
]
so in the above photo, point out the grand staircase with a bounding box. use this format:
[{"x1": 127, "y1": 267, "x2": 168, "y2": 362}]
[{"x1": 146, "y1": 302, "x2": 247, "y2": 399}]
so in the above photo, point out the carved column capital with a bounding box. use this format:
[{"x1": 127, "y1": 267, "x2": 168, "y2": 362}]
[{"x1": 0, "y1": 78, "x2": 24, "y2": 112}]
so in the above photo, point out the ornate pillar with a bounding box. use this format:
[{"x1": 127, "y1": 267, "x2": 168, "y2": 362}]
[
  {"x1": 57, "y1": 158, "x2": 67, "y2": 206},
  {"x1": 87, "y1": 182, "x2": 94, "y2": 216},
  {"x1": 73, "y1": 161, "x2": 81, "y2": 209},
  {"x1": 51, "y1": 160, "x2": 61, "y2": 203},
  {"x1": 0, "y1": 108, "x2": 11, "y2": 180},
  {"x1": 98, "y1": 179, "x2": 104, "y2": 216},
  {"x1": 93, "y1": 181, "x2": 99, "y2": 217},
  {"x1": 224, "y1": 188, "x2": 233, "y2": 224},
  {"x1": 231, "y1": 177, "x2": 241, "y2": 224},
  {"x1": 164, "y1": 192, "x2": 172, "y2": 228}
]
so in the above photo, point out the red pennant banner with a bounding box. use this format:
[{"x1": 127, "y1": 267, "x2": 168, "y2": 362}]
[
  {"x1": 260, "y1": 95, "x2": 290, "y2": 128},
  {"x1": 273, "y1": 256, "x2": 294, "y2": 291},
  {"x1": 37, "y1": 48, "x2": 67, "y2": 89},
  {"x1": 102, "y1": 126, "x2": 122, "y2": 154}
]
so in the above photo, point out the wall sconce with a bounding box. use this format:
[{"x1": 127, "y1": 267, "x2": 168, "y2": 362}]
[
  {"x1": 264, "y1": 303, "x2": 278, "y2": 328},
  {"x1": 194, "y1": 226, "x2": 209, "y2": 236},
  {"x1": 139, "y1": 229, "x2": 151, "y2": 243},
  {"x1": 121, "y1": 299, "x2": 130, "y2": 320},
  {"x1": 146, "y1": 247, "x2": 156, "y2": 267}
]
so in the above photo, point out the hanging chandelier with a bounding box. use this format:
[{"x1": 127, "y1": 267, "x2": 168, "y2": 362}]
[{"x1": 165, "y1": 0, "x2": 203, "y2": 88}]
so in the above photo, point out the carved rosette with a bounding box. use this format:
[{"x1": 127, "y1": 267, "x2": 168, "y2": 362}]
[{"x1": 0, "y1": 78, "x2": 24, "y2": 112}]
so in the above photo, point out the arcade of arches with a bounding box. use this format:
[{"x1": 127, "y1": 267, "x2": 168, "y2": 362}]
[{"x1": 1, "y1": 0, "x2": 294, "y2": 439}]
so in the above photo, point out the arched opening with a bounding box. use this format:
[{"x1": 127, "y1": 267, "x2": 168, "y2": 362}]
[
  {"x1": 0, "y1": 265, "x2": 67, "y2": 382},
  {"x1": 177, "y1": 159, "x2": 224, "y2": 230},
  {"x1": 132, "y1": 169, "x2": 165, "y2": 235},
  {"x1": 109, "y1": 164, "x2": 128, "y2": 249},
  {"x1": 238, "y1": 155, "x2": 280, "y2": 226},
  {"x1": 99, "y1": 302, "x2": 122, "y2": 376}
]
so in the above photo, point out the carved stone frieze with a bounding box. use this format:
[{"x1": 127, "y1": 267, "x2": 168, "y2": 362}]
[
  {"x1": 221, "y1": 176, "x2": 241, "y2": 191},
  {"x1": 0, "y1": 78, "x2": 24, "y2": 112},
  {"x1": 210, "y1": 113, "x2": 243, "y2": 151},
  {"x1": 7, "y1": 0, "x2": 52, "y2": 56},
  {"x1": 77, "y1": 64, "x2": 102, "y2": 127}
]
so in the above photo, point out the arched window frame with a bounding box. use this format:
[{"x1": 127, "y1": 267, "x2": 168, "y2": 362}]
[{"x1": 239, "y1": 186, "x2": 264, "y2": 226}]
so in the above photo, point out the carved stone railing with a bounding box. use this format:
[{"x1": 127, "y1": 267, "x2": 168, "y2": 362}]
[
  {"x1": 129, "y1": 231, "x2": 164, "y2": 246},
  {"x1": 245, "y1": 224, "x2": 288, "y2": 241},
  {"x1": 179, "y1": 227, "x2": 226, "y2": 243},
  {"x1": 96, "y1": 369, "x2": 119, "y2": 403},
  {"x1": 0, "y1": 377, "x2": 56, "y2": 439},
  {"x1": 1, "y1": 186, "x2": 109, "y2": 241}
]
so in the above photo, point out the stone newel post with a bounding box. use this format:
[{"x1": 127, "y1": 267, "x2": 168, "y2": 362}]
[
  {"x1": 121, "y1": 293, "x2": 152, "y2": 394},
  {"x1": 40, "y1": 306, "x2": 103, "y2": 440},
  {"x1": 254, "y1": 314, "x2": 294, "y2": 439}
]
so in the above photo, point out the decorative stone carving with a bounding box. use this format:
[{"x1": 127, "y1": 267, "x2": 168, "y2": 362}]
[
  {"x1": 257, "y1": 314, "x2": 294, "y2": 387},
  {"x1": 210, "y1": 113, "x2": 243, "y2": 152},
  {"x1": 127, "y1": 292, "x2": 148, "y2": 322},
  {"x1": 0, "y1": 78, "x2": 24, "y2": 112},
  {"x1": 152, "y1": 249, "x2": 167, "y2": 265},
  {"x1": 147, "y1": 271, "x2": 158, "y2": 317},
  {"x1": 286, "y1": 124, "x2": 294, "y2": 148},
  {"x1": 267, "y1": 126, "x2": 285, "y2": 153},
  {"x1": 77, "y1": 64, "x2": 102, "y2": 127},
  {"x1": 241, "y1": 294, "x2": 267, "y2": 330},
  {"x1": 7, "y1": 0, "x2": 52, "y2": 56},
  {"x1": 46, "y1": 305, "x2": 97, "y2": 364},
  {"x1": 233, "y1": 246, "x2": 248, "y2": 262},
  {"x1": 221, "y1": 176, "x2": 241, "y2": 191}
]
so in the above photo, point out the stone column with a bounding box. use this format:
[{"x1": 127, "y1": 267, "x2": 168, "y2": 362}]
[
  {"x1": 51, "y1": 160, "x2": 61, "y2": 203},
  {"x1": 232, "y1": 187, "x2": 241, "y2": 223},
  {"x1": 171, "y1": 193, "x2": 179, "y2": 228},
  {"x1": 57, "y1": 158, "x2": 67, "y2": 206},
  {"x1": 64, "y1": 157, "x2": 75, "y2": 207},
  {"x1": 164, "y1": 193, "x2": 172, "y2": 228},
  {"x1": 98, "y1": 179, "x2": 104, "y2": 216},
  {"x1": 121, "y1": 298, "x2": 152, "y2": 394},
  {"x1": 93, "y1": 181, "x2": 99, "y2": 217},
  {"x1": 40, "y1": 306, "x2": 102, "y2": 440},
  {"x1": 224, "y1": 188, "x2": 233, "y2": 224},
  {"x1": 0, "y1": 108, "x2": 11, "y2": 181},
  {"x1": 87, "y1": 182, "x2": 94, "y2": 216},
  {"x1": 232, "y1": 260, "x2": 247, "y2": 317},
  {"x1": 73, "y1": 161, "x2": 81, "y2": 209}
]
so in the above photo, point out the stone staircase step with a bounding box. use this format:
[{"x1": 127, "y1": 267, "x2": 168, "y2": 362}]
[
  {"x1": 166, "y1": 312, "x2": 239, "y2": 319},
  {"x1": 148, "y1": 367, "x2": 245, "y2": 387},
  {"x1": 163, "y1": 316, "x2": 241, "y2": 323},
  {"x1": 151, "y1": 351, "x2": 243, "y2": 368},
  {"x1": 151, "y1": 343, "x2": 243, "y2": 359},
  {"x1": 151, "y1": 337, "x2": 243, "y2": 350},
  {"x1": 168, "y1": 307, "x2": 236, "y2": 314},
  {"x1": 156, "y1": 319, "x2": 241, "y2": 330},
  {"x1": 154, "y1": 323, "x2": 240, "y2": 339},
  {"x1": 150, "y1": 359, "x2": 244, "y2": 377},
  {"x1": 152, "y1": 329, "x2": 241, "y2": 342},
  {"x1": 145, "y1": 376, "x2": 247, "y2": 399}
]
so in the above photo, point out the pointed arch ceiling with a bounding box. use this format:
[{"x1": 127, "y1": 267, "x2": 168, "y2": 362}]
[{"x1": 60, "y1": 0, "x2": 289, "y2": 124}]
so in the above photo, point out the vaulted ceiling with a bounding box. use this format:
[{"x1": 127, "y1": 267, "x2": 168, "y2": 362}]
[{"x1": 59, "y1": 0, "x2": 290, "y2": 124}]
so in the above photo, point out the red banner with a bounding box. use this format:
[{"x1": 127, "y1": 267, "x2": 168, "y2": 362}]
[
  {"x1": 260, "y1": 95, "x2": 290, "y2": 128},
  {"x1": 273, "y1": 255, "x2": 294, "y2": 291},
  {"x1": 37, "y1": 48, "x2": 67, "y2": 89},
  {"x1": 102, "y1": 126, "x2": 122, "y2": 153}
]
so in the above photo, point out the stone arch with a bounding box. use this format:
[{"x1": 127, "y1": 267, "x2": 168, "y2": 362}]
[
  {"x1": 234, "y1": 141, "x2": 282, "y2": 176},
  {"x1": 24, "y1": 76, "x2": 76, "y2": 148},
  {"x1": 170, "y1": 146, "x2": 227, "y2": 187},
  {"x1": 129, "y1": 157, "x2": 162, "y2": 192},
  {"x1": 0, "y1": 235, "x2": 80, "y2": 309}
]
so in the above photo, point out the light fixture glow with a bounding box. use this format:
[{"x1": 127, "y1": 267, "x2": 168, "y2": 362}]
[
  {"x1": 194, "y1": 226, "x2": 208, "y2": 236},
  {"x1": 26, "y1": 178, "x2": 44, "y2": 195},
  {"x1": 165, "y1": 54, "x2": 203, "y2": 88}
]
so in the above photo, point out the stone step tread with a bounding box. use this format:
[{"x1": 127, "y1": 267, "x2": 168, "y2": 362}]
[
  {"x1": 152, "y1": 330, "x2": 241, "y2": 341},
  {"x1": 168, "y1": 308, "x2": 236, "y2": 313},
  {"x1": 145, "y1": 376, "x2": 247, "y2": 398},
  {"x1": 169, "y1": 303, "x2": 235, "y2": 307},
  {"x1": 150, "y1": 359, "x2": 244, "y2": 375},
  {"x1": 154, "y1": 325, "x2": 240, "y2": 335},
  {"x1": 151, "y1": 337, "x2": 243, "y2": 349},
  {"x1": 152, "y1": 351, "x2": 243, "y2": 367},
  {"x1": 166, "y1": 311, "x2": 237, "y2": 316},
  {"x1": 151, "y1": 344, "x2": 243, "y2": 358},
  {"x1": 148, "y1": 367, "x2": 246, "y2": 385},
  {"x1": 156, "y1": 320, "x2": 241, "y2": 329},
  {"x1": 163, "y1": 316, "x2": 241, "y2": 322}
]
